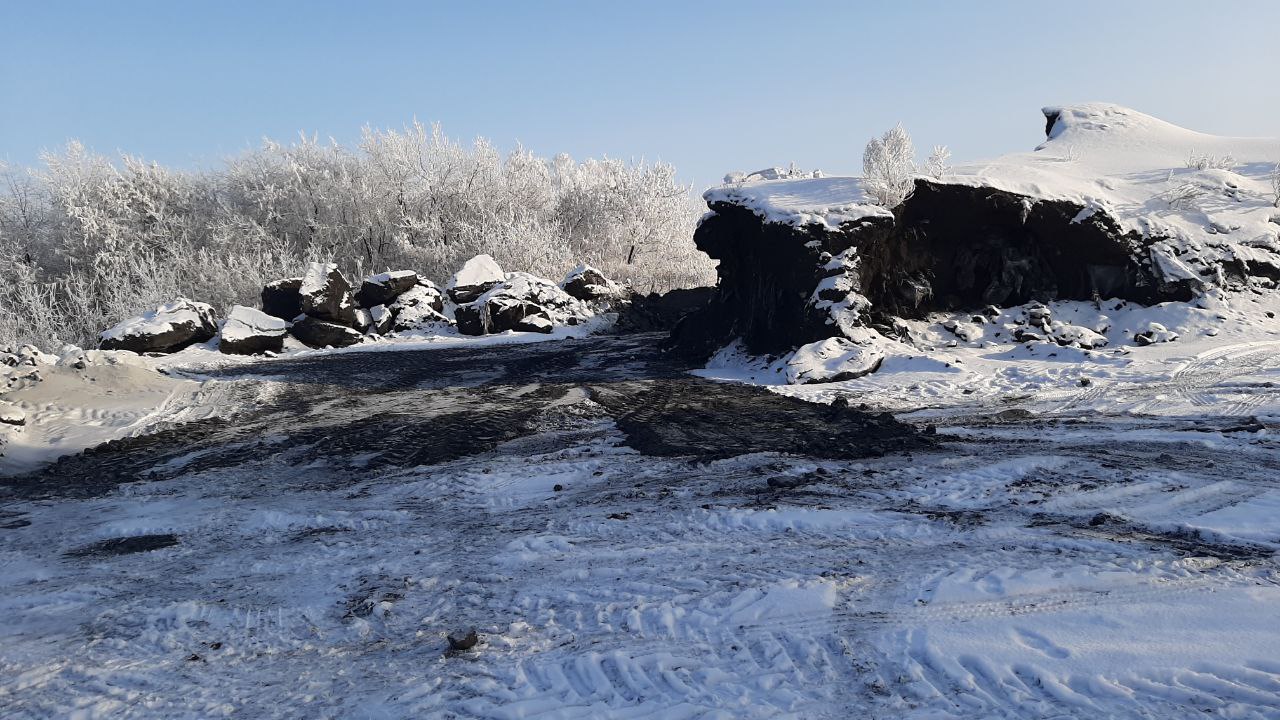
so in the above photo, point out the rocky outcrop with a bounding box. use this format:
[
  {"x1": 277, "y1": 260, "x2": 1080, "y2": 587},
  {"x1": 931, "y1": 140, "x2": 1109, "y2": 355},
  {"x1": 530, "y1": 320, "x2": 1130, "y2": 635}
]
[
  {"x1": 261, "y1": 278, "x2": 303, "y2": 320},
  {"x1": 99, "y1": 299, "x2": 218, "y2": 354},
  {"x1": 355, "y1": 271, "x2": 418, "y2": 308},
  {"x1": 289, "y1": 315, "x2": 364, "y2": 348},
  {"x1": 389, "y1": 281, "x2": 449, "y2": 332},
  {"x1": 219, "y1": 305, "x2": 287, "y2": 355},
  {"x1": 455, "y1": 273, "x2": 590, "y2": 336},
  {"x1": 448, "y1": 254, "x2": 506, "y2": 304}
]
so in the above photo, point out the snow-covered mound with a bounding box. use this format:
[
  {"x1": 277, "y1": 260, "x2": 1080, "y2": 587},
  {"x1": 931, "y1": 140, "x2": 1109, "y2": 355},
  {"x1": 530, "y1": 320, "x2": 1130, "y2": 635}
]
[
  {"x1": 99, "y1": 299, "x2": 218, "y2": 354},
  {"x1": 704, "y1": 177, "x2": 892, "y2": 230}
]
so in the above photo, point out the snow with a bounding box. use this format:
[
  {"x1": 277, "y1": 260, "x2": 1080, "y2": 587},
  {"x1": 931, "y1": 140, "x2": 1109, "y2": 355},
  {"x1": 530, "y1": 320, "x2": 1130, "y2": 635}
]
[
  {"x1": 219, "y1": 305, "x2": 286, "y2": 343},
  {"x1": 785, "y1": 336, "x2": 885, "y2": 384},
  {"x1": 449, "y1": 253, "x2": 505, "y2": 289},
  {"x1": 365, "y1": 269, "x2": 417, "y2": 285},
  {"x1": 99, "y1": 298, "x2": 214, "y2": 342},
  {"x1": 703, "y1": 176, "x2": 894, "y2": 229}
]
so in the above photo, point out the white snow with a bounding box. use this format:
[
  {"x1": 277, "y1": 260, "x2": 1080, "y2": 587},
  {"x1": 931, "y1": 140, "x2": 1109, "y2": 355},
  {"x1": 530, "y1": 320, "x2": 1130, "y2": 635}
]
[
  {"x1": 449, "y1": 253, "x2": 505, "y2": 289},
  {"x1": 785, "y1": 336, "x2": 885, "y2": 384},
  {"x1": 218, "y1": 305, "x2": 287, "y2": 343},
  {"x1": 365, "y1": 269, "x2": 417, "y2": 285},
  {"x1": 703, "y1": 176, "x2": 894, "y2": 229}
]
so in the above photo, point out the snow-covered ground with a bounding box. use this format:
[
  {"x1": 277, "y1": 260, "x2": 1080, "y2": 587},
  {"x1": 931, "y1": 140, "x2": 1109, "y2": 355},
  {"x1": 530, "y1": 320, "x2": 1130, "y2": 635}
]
[{"x1": 2, "y1": 321, "x2": 1278, "y2": 718}]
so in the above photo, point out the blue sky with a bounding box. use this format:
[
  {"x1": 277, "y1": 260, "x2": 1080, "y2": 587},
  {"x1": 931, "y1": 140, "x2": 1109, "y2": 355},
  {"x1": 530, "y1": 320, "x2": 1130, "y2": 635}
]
[{"x1": 2, "y1": 0, "x2": 1277, "y2": 189}]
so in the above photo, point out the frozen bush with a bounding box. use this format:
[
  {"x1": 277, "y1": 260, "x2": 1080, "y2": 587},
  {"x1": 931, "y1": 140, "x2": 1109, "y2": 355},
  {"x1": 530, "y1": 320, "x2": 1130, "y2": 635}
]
[{"x1": 862, "y1": 125, "x2": 916, "y2": 207}]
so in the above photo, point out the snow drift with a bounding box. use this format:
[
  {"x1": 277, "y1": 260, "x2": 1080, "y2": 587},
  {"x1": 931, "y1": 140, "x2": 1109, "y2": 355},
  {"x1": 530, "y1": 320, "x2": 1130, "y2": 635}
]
[{"x1": 673, "y1": 104, "x2": 1280, "y2": 359}]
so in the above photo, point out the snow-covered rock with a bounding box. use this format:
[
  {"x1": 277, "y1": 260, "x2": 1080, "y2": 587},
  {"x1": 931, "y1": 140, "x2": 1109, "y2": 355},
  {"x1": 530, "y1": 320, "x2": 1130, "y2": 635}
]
[
  {"x1": 389, "y1": 282, "x2": 449, "y2": 332},
  {"x1": 561, "y1": 264, "x2": 623, "y2": 301},
  {"x1": 219, "y1": 305, "x2": 288, "y2": 355},
  {"x1": 1050, "y1": 322, "x2": 1108, "y2": 349},
  {"x1": 368, "y1": 304, "x2": 393, "y2": 335},
  {"x1": 943, "y1": 319, "x2": 983, "y2": 342},
  {"x1": 785, "y1": 336, "x2": 885, "y2": 385},
  {"x1": 1134, "y1": 322, "x2": 1179, "y2": 346},
  {"x1": 289, "y1": 316, "x2": 365, "y2": 348},
  {"x1": 455, "y1": 273, "x2": 591, "y2": 336},
  {"x1": 0, "y1": 402, "x2": 25, "y2": 426},
  {"x1": 261, "y1": 277, "x2": 303, "y2": 320},
  {"x1": 447, "y1": 254, "x2": 506, "y2": 304},
  {"x1": 355, "y1": 270, "x2": 419, "y2": 308},
  {"x1": 99, "y1": 299, "x2": 218, "y2": 354},
  {"x1": 299, "y1": 263, "x2": 358, "y2": 326}
]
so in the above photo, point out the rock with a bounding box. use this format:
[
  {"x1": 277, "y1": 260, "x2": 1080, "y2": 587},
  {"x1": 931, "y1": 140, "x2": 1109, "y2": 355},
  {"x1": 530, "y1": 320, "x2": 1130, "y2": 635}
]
[
  {"x1": 299, "y1": 262, "x2": 358, "y2": 326},
  {"x1": 447, "y1": 254, "x2": 506, "y2": 304},
  {"x1": 100, "y1": 298, "x2": 218, "y2": 354},
  {"x1": 367, "y1": 305, "x2": 393, "y2": 335},
  {"x1": 389, "y1": 282, "x2": 449, "y2": 331},
  {"x1": 219, "y1": 305, "x2": 288, "y2": 355},
  {"x1": 617, "y1": 287, "x2": 714, "y2": 334},
  {"x1": 261, "y1": 277, "x2": 303, "y2": 320},
  {"x1": 455, "y1": 273, "x2": 591, "y2": 335},
  {"x1": 447, "y1": 630, "x2": 479, "y2": 652},
  {"x1": 982, "y1": 305, "x2": 1002, "y2": 319},
  {"x1": 561, "y1": 264, "x2": 622, "y2": 301},
  {"x1": 1135, "y1": 322, "x2": 1179, "y2": 346},
  {"x1": 943, "y1": 319, "x2": 983, "y2": 342},
  {"x1": 785, "y1": 336, "x2": 885, "y2": 384},
  {"x1": 355, "y1": 270, "x2": 419, "y2": 308},
  {"x1": 289, "y1": 315, "x2": 365, "y2": 348},
  {"x1": 0, "y1": 402, "x2": 25, "y2": 426},
  {"x1": 1050, "y1": 322, "x2": 1108, "y2": 349},
  {"x1": 1027, "y1": 304, "x2": 1052, "y2": 327},
  {"x1": 1013, "y1": 327, "x2": 1046, "y2": 343}
]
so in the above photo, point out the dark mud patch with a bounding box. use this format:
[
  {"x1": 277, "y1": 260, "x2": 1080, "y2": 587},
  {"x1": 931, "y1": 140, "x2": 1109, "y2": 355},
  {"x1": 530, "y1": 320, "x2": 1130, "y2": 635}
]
[
  {"x1": 592, "y1": 378, "x2": 934, "y2": 460},
  {"x1": 67, "y1": 533, "x2": 179, "y2": 558}
]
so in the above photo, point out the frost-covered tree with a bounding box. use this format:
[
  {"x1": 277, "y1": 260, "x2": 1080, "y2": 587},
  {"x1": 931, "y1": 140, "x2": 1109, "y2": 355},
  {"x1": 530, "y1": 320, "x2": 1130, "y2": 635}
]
[
  {"x1": 925, "y1": 145, "x2": 951, "y2": 180},
  {"x1": 1270, "y1": 162, "x2": 1280, "y2": 208},
  {"x1": 862, "y1": 125, "x2": 916, "y2": 207}
]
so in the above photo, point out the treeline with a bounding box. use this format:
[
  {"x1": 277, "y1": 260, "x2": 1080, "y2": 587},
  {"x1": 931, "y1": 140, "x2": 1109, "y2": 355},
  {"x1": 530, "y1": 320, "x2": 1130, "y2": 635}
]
[{"x1": 0, "y1": 122, "x2": 715, "y2": 349}]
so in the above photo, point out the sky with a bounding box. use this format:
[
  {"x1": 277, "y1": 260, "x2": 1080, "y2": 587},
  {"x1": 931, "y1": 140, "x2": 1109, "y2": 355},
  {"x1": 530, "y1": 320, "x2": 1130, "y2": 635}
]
[{"x1": 2, "y1": 0, "x2": 1278, "y2": 189}]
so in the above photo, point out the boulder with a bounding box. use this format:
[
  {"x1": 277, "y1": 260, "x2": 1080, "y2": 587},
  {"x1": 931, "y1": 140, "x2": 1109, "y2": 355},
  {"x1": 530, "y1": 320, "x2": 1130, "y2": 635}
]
[
  {"x1": 355, "y1": 270, "x2": 419, "y2": 308},
  {"x1": 447, "y1": 254, "x2": 506, "y2": 304},
  {"x1": 389, "y1": 282, "x2": 449, "y2": 332},
  {"x1": 561, "y1": 264, "x2": 622, "y2": 301},
  {"x1": 261, "y1": 277, "x2": 303, "y2": 320},
  {"x1": 785, "y1": 336, "x2": 885, "y2": 384},
  {"x1": 289, "y1": 315, "x2": 365, "y2": 348},
  {"x1": 100, "y1": 298, "x2": 218, "y2": 354},
  {"x1": 299, "y1": 262, "x2": 358, "y2": 326},
  {"x1": 943, "y1": 319, "x2": 983, "y2": 342},
  {"x1": 219, "y1": 305, "x2": 288, "y2": 355},
  {"x1": 1135, "y1": 322, "x2": 1179, "y2": 346}
]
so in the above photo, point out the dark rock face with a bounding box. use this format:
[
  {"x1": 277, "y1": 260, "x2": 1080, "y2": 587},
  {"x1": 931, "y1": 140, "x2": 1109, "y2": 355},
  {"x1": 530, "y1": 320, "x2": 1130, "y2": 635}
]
[
  {"x1": 455, "y1": 297, "x2": 552, "y2": 335},
  {"x1": 289, "y1": 316, "x2": 364, "y2": 348},
  {"x1": 99, "y1": 299, "x2": 219, "y2": 354},
  {"x1": 355, "y1": 271, "x2": 419, "y2": 308},
  {"x1": 668, "y1": 203, "x2": 892, "y2": 358},
  {"x1": 874, "y1": 181, "x2": 1163, "y2": 315},
  {"x1": 262, "y1": 278, "x2": 303, "y2": 320},
  {"x1": 672, "y1": 179, "x2": 1177, "y2": 359}
]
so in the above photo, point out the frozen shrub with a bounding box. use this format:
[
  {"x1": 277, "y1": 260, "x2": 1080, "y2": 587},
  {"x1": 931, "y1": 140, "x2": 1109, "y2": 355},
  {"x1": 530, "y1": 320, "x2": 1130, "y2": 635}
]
[{"x1": 862, "y1": 125, "x2": 916, "y2": 207}]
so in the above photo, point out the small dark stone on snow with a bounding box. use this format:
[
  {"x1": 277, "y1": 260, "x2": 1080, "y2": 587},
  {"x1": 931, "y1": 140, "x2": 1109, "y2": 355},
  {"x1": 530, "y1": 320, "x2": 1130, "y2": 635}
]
[
  {"x1": 448, "y1": 630, "x2": 479, "y2": 652},
  {"x1": 553, "y1": 484, "x2": 564, "y2": 492}
]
